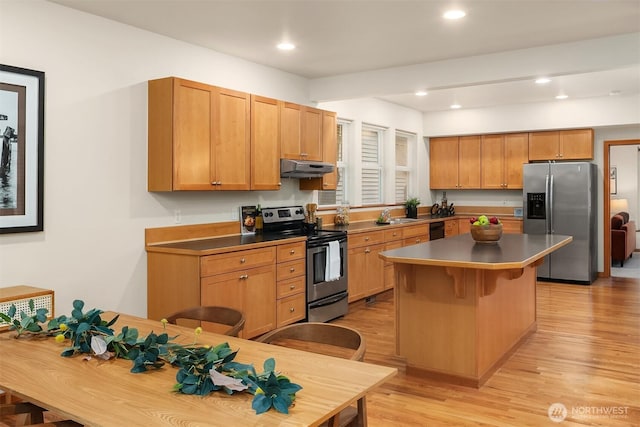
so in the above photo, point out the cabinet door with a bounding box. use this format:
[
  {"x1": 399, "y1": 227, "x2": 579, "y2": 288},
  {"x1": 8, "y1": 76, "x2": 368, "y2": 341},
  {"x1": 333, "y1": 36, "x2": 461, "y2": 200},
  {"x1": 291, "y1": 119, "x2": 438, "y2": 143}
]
[
  {"x1": 528, "y1": 131, "x2": 559, "y2": 161},
  {"x1": 429, "y1": 137, "x2": 458, "y2": 189},
  {"x1": 213, "y1": 87, "x2": 250, "y2": 190},
  {"x1": 560, "y1": 129, "x2": 593, "y2": 160},
  {"x1": 299, "y1": 110, "x2": 338, "y2": 191},
  {"x1": 251, "y1": 95, "x2": 281, "y2": 190},
  {"x1": 458, "y1": 135, "x2": 481, "y2": 189},
  {"x1": 481, "y1": 134, "x2": 505, "y2": 189},
  {"x1": 243, "y1": 265, "x2": 277, "y2": 338},
  {"x1": 280, "y1": 102, "x2": 302, "y2": 160},
  {"x1": 504, "y1": 133, "x2": 529, "y2": 189},
  {"x1": 364, "y1": 243, "x2": 385, "y2": 297},
  {"x1": 347, "y1": 246, "x2": 368, "y2": 302},
  {"x1": 301, "y1": 106, "x2": 323, "y2": 161},
  {"x1": 383, "y1": 240, "x2": 403, "y2": 290},
  {"x1": 444, "y1": 219, "x2": 459, "y2": 237},
  {"x1": 201, "y1": 265, "x2": 275, "y2": 339},
  {"x1": 458, "y1": 219, "x2": 471, "y2": 234},
  {"x1": 173, "y1": 79, "x2": 215, "y2": 190}
]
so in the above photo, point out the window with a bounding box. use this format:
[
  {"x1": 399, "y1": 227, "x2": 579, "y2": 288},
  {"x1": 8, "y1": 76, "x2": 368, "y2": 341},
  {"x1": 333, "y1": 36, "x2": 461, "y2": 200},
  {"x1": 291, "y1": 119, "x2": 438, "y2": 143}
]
[
  {"x1": 361, "y1": 125, "x2": 384, "y2": 205},
  {"x1": 395, "y1": 131, "x2": 415, "y2": 203},
  {"x1": 318, "y1": 121, "x2": 348, "y2": 206}
]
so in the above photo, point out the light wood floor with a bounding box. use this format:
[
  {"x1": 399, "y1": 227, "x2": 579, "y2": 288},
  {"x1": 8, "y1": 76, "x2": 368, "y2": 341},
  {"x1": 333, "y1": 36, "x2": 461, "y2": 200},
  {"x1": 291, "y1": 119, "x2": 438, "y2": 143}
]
[{"x1": 332, "y1": 277, "x2": 640, "y2": 426}]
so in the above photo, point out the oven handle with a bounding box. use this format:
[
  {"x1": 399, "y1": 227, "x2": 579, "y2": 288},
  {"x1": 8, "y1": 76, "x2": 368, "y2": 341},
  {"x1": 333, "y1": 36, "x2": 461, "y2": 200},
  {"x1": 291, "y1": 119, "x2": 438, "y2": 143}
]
[
  {"x1": 308, "y1": 292, "x2": 348, "y2": 309},
  {"x1": 306, "y1": 237, "x2": 347, "y2": 249}
]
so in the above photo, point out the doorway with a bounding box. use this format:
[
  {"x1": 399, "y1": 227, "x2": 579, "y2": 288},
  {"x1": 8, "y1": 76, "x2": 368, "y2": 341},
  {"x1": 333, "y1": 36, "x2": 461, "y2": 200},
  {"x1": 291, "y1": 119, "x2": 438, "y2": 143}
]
[{"x1": 603, "y1": 139, "x2": 640, "y2": 277}]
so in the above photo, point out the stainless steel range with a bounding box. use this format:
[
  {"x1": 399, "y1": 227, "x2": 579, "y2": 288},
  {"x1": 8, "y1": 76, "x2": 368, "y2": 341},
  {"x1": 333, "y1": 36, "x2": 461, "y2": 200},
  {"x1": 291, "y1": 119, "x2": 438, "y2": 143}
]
[{"x1": 262, "y1": 206, "x2": 348, "y2": 323}]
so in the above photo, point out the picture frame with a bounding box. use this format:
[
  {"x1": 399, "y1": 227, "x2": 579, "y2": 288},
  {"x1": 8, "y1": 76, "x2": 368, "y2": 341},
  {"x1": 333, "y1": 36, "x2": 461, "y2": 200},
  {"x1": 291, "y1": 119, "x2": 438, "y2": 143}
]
[
  {"x1": 610, "y1": 166, "x2": 617, "y2": 195},
  {"x1": 0, "y1": 64, "x2": 44, "y2": 234}
]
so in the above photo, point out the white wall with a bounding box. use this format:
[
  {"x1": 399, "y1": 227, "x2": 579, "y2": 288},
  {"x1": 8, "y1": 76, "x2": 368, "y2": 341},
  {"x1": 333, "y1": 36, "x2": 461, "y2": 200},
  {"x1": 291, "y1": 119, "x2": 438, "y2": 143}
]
[
  {"x1": 317, "y1": 98, "x2": 428, "y2": 207},
  {"x1": 0, "y1": 0, "x2": 320, "y2": 316}
]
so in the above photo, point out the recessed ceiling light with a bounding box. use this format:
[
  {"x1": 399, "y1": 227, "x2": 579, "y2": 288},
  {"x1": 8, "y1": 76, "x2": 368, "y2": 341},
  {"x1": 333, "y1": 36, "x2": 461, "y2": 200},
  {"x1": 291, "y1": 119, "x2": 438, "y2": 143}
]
[
  {"x1": 555, "y1": 94, "x2": 568, "y2": 100},
  {"x1": 450, "y1": 104, "x2": 462, "y2": 109},
  {"x1": 277, "y1": 42, "x2": 295, "y2": 51},
  {"x1": 443, "y1": 10, "x2": 466, "y2": 20},
  {"x1": 415, "y1": 91, "x2": 428, "y2": 96},
  {"x1": 535, "y1": 78, "x2": 551, "y2": 84},
  {"x1": 609, "y1": 90, "x2": 621, "y2": 96}
]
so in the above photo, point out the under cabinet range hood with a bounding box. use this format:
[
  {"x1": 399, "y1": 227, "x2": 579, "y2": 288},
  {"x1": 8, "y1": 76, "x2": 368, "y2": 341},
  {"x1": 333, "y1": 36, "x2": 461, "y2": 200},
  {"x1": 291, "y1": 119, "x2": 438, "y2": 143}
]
[{"x1": 280, "y1": 159, "x2": 334, "y2": 178}]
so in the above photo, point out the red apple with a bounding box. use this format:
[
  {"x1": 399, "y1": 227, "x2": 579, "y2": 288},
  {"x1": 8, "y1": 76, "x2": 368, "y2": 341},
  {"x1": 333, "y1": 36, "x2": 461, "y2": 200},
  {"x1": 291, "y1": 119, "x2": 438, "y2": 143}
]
[
  {"x1": 469, "y1": 217, "x2": 477, "y2": 224},
  {"x1": 489, "y1": 216, "x2": 499, "y2": 224}
]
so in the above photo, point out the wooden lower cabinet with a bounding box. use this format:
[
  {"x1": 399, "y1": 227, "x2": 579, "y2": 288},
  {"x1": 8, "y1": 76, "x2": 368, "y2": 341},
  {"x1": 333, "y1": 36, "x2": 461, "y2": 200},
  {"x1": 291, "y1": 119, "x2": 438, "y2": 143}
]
[
  {"x1": 275, "y1": 241, "x2": 306, "y2": 327},
  {"x1": 348, "y1": 242, "x2": 385, "y2": 302},
  {"x1": 402, "y1": 224, "x2": 429, "y2": 246},
  {"x1": 444, "y1": 219, "x2": 459, "y2": 237},
  {"x1": 201, "y1": 264, "x2": 276, "y2": 339}
]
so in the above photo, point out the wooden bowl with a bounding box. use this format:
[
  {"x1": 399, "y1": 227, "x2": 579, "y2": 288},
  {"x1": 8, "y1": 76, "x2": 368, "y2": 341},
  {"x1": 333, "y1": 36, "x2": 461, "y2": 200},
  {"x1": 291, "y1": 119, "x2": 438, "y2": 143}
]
[{"x1": 470, "y1": 223, "x2": 503, "y2": 243}]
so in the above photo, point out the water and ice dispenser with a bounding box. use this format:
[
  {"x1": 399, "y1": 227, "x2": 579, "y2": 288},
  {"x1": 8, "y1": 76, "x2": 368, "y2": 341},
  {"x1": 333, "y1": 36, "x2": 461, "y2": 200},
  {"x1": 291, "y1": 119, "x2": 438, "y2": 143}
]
[{"x1": 526, "y1": 193, "x2": 546, "y2": 219}]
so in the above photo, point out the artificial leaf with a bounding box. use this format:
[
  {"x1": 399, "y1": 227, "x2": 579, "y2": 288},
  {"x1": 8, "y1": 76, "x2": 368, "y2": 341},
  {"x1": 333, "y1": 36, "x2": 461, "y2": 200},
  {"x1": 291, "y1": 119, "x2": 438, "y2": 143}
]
[
  {"x1": 91, "y1": 335, "x2": 108, "y2": 356},
  {"x1": 29, "y1": 299, "x2": 35, "y2": 313},
  {"x1": 7, "y1": 305, "x2": 16, "y2": 318},
  {"x1": 105, "y1": 314, "x2": 120, "y2": 327},
  {"x1": 76, "y1": 322, "x2": 90, "y2": 335},
  {"x1": 252, "y1": 394, "x2": 272, "y2": 415},
  {"x1": 263, "y1": 358, "x2": 276, "y2": 373},
  {"x1": 272, "y1": 395, "x2": 290, "y2": 414},
  {"x1": 0, "y1": 313, "x2": 11, "y2": 323},
  {"x1": 61, "y1": 347, "x2": 76, "y2": 357},
  {"x1": 210, "y1": 369, "x2": 248, "y2": 392},
  {"x1": 72, "y1": 300, "x2": 84, "y2": 310}
]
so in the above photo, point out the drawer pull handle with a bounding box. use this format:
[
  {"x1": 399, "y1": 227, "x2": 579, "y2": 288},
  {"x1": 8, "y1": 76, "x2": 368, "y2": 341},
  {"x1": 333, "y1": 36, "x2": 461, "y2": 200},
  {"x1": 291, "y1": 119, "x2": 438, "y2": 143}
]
[
  {"x1": 289, "y1": 249, "x2": 295, "y2": 254},
  {"x1": 364, "y1": 237, "x2": 370, "y2": 241},
  {"x1": 365, "y1": 248, "x2": 371, "y2": 254},
  {"x1": 289, "y1": 307, "x2": 295, "y2": 313},
  {"x1": 290, "y1": 285, "x2": 296, "y2": 290},
  {"x1": 239, "y1": 274, "x2": 248, "y2": 280},
  {"x1": 240, "y1": 258, "x2": 246, "y2": 263},
  {"x1": 289, "y1": 267, "x2": 295, "y2": 272}
]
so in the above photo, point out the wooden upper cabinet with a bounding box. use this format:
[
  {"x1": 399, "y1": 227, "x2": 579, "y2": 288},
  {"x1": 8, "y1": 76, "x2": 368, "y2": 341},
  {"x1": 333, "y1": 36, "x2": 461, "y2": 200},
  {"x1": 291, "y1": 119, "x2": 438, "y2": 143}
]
[
  {"x1": 301, "y1": 106, "x2": 323, "y2": 161},
  {"x1": 503, "y1": 133, "x2": 529, "y2": 188},
  {"x1": 429, "y1": 137, "x2": 458, "y2": 189},
  {"x1": 149, "y1": 77, "x2": 213, "y2": 191},
  {"x1": 299, "y1": 110, "x2": 337, "y2": 191},
  {"x1": 458, "y1": 135, "x2": 481, "y2": 189},
  {"x1": 430, "y1": 136, "x2": 480, "y2": 189},
  {"x1": 528, "y1": 129, "x2": 593, "y2": 161},
  {"x1": 213, "y1": 87, "x2": 251, "y2": 190},
  {"x1": 281, "y1": 102, "x2": 323, "y2": 161},
  {"x1": 250, "y1": 95, "x2": 281, "y2": 190},
  {"x1": 481, "y1": 133, "x2": 528, "y2": 189},
  {"x1": 280, "y1": 102, "x2": 302, "y2": 160},
  {"x1": 148, "y1": 77, "x2": 250, "y2": 191}
]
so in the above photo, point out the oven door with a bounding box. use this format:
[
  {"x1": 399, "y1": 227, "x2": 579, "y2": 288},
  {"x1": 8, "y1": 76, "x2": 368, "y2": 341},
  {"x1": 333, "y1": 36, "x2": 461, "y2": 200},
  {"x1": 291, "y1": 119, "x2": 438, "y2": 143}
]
[{"x1": 306, "y1": 239, "x2": 348, "y2": 303}]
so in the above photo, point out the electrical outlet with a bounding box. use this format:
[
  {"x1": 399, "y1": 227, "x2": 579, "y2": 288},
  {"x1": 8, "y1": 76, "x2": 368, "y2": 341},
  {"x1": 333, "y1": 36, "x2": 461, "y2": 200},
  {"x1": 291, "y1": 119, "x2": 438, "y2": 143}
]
[
  {"x1": 231, "y1": 208, "x2": 239, "y2": 221},
  {"x1": 174, "y1": 209, "x2": 181, "y2": 224}
]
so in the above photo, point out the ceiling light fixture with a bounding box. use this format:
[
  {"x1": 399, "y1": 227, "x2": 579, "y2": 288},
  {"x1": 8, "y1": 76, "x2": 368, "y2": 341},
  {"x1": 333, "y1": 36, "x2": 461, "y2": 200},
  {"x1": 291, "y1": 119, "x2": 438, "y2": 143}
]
[
  {"x1": 443, "y1": 10, "x2": 466, "y2": 20},
  {"x1": 609, "y1": 90, "x2": 621, "y2": 96},
  {"x1": 415, "y1": 91, "x2": 428, "y2": 96},
  {"x1": 450, "y1": 104, "x2": 462, "y2": 109},
  {"x1": 277, "y1": 42, "x2": 295, "y2": 51},
  {"x1": 535, "y1": 78, "x2": 551, "y2": 84},
  {"x1": 555, "y1": 94, "x2": 568, "y2": 100}
]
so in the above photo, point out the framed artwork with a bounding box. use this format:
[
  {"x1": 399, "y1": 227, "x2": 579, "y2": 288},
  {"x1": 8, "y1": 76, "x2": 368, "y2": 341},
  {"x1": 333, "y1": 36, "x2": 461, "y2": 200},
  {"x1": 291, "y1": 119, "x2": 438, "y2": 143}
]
[
  {"x1": 0, "y1": 64, "x2": 44, "y2": 234},
  {"x1": 610, "y1": 167, "x2": 617, "y2": 195}
]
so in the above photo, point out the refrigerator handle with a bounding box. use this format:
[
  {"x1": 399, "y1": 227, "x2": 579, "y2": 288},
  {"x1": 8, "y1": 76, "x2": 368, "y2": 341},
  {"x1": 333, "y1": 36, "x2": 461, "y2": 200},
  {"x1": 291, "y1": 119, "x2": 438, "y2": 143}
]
[
  {"x1": 549, "y1": 174, "x2": 554, "y2": 234},
  {"x1": 544, "y1": 174, "x2": 550, "y2": 234}
]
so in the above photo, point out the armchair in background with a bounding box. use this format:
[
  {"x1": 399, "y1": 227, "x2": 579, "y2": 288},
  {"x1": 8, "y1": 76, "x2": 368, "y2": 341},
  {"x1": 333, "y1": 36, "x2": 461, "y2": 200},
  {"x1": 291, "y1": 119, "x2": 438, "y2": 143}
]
[{"x1": 611, "y1": 211, "x2": 636, "y2": 267}]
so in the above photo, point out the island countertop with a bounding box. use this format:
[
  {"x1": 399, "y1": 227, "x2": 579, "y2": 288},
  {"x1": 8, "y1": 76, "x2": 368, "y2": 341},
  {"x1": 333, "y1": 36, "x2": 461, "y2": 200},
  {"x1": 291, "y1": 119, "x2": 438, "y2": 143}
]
[{"x1": 379, "y1": 233, "x2": 572, "y2": 270}]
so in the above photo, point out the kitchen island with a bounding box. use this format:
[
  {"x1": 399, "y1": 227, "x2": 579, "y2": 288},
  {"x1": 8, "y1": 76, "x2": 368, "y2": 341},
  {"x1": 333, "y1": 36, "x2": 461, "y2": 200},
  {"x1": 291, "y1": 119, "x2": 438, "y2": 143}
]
[{"x1": 378, "y1": 233, "x2": 572, "y2": 387}]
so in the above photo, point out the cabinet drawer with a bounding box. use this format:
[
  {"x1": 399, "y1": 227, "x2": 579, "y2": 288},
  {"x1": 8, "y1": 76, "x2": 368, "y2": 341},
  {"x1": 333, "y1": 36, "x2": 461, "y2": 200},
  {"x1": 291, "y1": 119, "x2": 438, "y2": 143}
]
[
  {"x1": 277, "y1": 293, "x2": 306, "y2": 327},
  {"x1": 277, "y1": 259, "x2": 306, "y2": 282},
  {"x1": 403, "y1": 235, "x2": 428, "y2": 246},
  {"x1": 403, "y1": 224, "x2": 428, "y2": 238},
  {"x1": 201, "y1": 247, "x2": 275, "y2": 277},
  {"x1": 277, "y1": 241, "x2": 306, "y2": 262},
  {"x1": 277, "y1": 276, "x2": 306, "y2": 299},
  {"x1": 384, "y1": 228, "x2": 403, "y2": 241},
  {"x1": 444, "y1": 220, "x2": 459, "y2": 237},
  {"x1": 348, "y1": 231, "x2": 384, "y2": 248}
]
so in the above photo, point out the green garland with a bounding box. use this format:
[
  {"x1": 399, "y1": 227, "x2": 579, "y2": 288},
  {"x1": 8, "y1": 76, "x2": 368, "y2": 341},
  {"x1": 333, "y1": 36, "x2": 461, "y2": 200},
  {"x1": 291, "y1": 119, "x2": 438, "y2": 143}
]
[{"x1": 0, "y1": 300, "x2": 302, "y2": 415}]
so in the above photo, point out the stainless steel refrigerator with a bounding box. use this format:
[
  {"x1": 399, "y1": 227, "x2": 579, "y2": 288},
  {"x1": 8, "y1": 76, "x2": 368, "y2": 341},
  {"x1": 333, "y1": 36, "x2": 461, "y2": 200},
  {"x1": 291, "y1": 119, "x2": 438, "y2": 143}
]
[{"x1": 523, "y1": 162, "x2": 597, "y2": 284}]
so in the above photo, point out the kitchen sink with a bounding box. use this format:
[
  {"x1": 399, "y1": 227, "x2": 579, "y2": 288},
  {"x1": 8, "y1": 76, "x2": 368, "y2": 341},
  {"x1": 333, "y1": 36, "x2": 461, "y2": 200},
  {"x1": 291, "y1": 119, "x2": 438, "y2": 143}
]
[{"x1": 390, "y1": 218, "x2": 420, "y2": 224}]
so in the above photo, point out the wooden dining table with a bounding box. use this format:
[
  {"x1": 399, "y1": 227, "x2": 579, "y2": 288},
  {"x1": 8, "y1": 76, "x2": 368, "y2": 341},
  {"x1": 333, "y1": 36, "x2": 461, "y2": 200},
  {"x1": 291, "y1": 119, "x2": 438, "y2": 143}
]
[{"x1": 0, "y1": 312, "x2": 396, "y2": 426}]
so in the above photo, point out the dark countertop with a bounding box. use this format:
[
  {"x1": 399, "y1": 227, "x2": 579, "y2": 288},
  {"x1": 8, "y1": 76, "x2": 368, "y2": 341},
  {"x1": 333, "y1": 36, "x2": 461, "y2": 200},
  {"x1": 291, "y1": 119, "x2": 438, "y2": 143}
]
[
  {"x1": 325, "y1": 215, "x2": 456, "y2": 234},
  {"x1": 146, "y1": 234, "x2": 307, "y2": 256},
  {"x1": 379, "y1": 233, "x2": 572, "y2": 270}
]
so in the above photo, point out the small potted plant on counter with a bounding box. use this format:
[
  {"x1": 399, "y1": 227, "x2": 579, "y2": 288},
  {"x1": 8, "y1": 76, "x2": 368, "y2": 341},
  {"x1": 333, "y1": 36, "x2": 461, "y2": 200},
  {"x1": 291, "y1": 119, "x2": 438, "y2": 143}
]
[{"x1": 404, "y1": 197, "x2": 420, "y2": 219}]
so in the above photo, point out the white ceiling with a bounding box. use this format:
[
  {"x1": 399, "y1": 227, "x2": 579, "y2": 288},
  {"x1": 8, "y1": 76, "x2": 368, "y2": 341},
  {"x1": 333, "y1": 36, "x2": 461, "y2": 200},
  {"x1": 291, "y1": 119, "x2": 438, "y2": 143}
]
[{"x1": 49, "y1": 0, "x2": 640, "y2": 113}]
